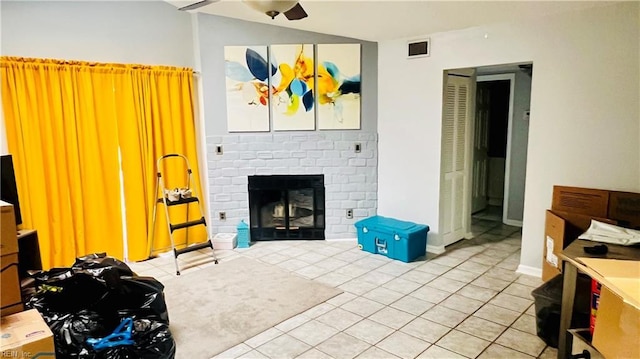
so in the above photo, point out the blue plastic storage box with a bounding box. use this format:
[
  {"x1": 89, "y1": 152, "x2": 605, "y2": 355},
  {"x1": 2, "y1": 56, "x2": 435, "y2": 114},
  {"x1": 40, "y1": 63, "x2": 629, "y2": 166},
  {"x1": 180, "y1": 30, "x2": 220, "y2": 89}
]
[{"x1": 354, "y1": 216, "x2": 429, "y2": 262}]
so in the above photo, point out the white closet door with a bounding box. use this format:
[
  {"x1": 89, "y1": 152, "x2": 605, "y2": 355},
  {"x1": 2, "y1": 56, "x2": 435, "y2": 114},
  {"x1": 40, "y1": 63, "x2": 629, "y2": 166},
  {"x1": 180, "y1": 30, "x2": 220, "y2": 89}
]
[{"x1": 441, "y1": 75, "x2": 472, "y2": 246}]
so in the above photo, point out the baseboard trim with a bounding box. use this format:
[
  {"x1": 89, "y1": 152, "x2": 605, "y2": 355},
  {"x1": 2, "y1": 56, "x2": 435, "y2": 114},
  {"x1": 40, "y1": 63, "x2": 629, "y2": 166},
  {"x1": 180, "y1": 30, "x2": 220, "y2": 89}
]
[
  {"x1": 504, "y1": 219, "x2": 523, "y2": 227},
  {"x1": 516, "y1": 264, "x2": 542, "y2": 278},
  {"x1": 325, "y1": 238, "x2": 357, "y2": 242},
  {"x1": 427, "y1": 244, "x2": 446, "y2": 255}
]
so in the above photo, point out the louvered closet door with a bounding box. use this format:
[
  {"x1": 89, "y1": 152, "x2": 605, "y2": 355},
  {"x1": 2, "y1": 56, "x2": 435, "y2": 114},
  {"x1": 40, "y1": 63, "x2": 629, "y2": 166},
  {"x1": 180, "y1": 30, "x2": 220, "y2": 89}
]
[{"x1": 441, "y1": 75, "x2": 472, "y2": 246}]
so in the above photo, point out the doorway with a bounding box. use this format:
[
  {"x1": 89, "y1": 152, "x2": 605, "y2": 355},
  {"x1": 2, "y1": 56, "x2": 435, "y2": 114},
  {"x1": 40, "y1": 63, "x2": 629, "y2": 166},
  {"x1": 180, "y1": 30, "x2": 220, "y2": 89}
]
[
  {"x1": 439, "y1": 63, "x2": 532, "y2": 247},
  {"x1": 472, "y1": 75, "x2": 512, "y2": 224}
]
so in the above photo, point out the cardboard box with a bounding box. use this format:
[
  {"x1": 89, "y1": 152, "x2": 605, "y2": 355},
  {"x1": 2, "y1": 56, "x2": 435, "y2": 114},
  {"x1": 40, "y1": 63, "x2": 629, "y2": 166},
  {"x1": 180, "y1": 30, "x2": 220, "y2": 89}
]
[
  {"x1": 552, "y1": 186, "x2": 609, "y2": 218},
  {"x1": 551, "y1": 186, "x2": 640, "y2": 229},
  {"x1": 542, "y1": 210, "x2": 615, "y2": 281},
  {"x1": 0, "y1": 309, "x2": 56, "y2": 358},
  {"x1": 543, "y1": 185, "x2": 640, "y2": 281},
  {"x1": 1, "y1": 303, "x2": 24, "y2": 317},
  {"x1": 569, "y1": 329, "x2": 605, "y2": 359},
  {"x1": 1, "y1": 253, "x2": 23, "y2": 316},
  {"x1": 580, "y1": 258, "x2": 640, "y2": 359},
  {"x1": 592, "y1": 286, "x2": 639, "y2": 359},
  {"x1": 608, "y1": 191, "x2": 640, "y2": 229},
  {"x1": 1, "y1": 201, "x2": 18, "y2": 256}
]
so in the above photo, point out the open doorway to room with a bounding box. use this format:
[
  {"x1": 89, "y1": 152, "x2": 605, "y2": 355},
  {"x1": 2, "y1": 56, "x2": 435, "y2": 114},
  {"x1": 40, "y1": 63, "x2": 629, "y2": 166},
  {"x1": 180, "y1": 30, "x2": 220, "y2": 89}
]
[
  {"x1": 472, "y1": 64, "x2": 532, "y2": 230},
  {"x1": 439, "y1": 63, "x2": 532, "y2": 247},
  {"x1": 472, "y1": 77, "x2": 511, "y2": 223}
]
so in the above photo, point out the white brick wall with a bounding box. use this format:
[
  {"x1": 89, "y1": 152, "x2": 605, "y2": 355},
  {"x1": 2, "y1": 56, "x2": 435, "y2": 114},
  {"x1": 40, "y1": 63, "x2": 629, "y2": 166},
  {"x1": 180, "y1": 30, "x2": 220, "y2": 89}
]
[{"x1": 206, "y1": 132, "x2": 378, "y2": 239}]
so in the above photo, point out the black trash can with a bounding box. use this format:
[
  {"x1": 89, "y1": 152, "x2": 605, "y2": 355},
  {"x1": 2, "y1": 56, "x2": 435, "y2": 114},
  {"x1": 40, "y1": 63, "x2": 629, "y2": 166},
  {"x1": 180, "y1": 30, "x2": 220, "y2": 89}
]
[{"x1": 531, "y1": 273, "x2": 592, "y2": 348}]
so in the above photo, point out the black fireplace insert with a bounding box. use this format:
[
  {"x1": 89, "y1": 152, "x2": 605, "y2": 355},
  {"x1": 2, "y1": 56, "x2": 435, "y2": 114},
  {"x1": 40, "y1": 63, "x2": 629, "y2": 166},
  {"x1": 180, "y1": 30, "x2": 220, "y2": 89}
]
[{"x1": 248, "y1": 175, "x2": 325, "y2": 240}]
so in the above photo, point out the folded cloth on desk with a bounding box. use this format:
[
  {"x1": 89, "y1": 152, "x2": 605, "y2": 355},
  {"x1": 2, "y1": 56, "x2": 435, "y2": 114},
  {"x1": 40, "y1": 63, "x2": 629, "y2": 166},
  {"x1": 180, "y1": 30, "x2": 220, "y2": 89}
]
[{"x1": 579, "y1": 220, "x2": 640, "y2": 246}]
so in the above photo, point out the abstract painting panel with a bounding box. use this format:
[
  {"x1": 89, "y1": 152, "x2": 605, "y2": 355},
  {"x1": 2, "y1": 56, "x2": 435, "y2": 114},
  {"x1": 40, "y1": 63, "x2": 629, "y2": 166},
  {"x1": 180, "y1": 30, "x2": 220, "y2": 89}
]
[
  {"x1": 224, "y1": 46, "x2": 271, "y2": 132},
  {"x1": 316, "y1": 44, "x2": 361, "y2": 130},
  {"x1": 270, "y1": 44, "x2": 316, "y2": 131}
]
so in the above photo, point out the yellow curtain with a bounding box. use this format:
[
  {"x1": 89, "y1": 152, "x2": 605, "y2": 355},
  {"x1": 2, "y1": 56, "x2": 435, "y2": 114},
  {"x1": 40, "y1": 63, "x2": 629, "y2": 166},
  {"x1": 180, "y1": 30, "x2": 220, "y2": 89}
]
[
  {"x1": 2, "y1": 57, "x2": 204, "y2": 266},
  {"x1": 1, "y1": 57, "x2": 124, "y2": 268},
  {"x1": 114, "y1": 66, "x2": 206, "y2": 261}
]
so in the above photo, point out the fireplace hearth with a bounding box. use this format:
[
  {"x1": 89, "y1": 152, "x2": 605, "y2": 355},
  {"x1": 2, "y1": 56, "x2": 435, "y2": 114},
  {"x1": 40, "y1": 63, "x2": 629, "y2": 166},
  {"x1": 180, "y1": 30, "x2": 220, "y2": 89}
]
[{"x1": 248, "y1": 175, "x2": 325, "y2": 240}]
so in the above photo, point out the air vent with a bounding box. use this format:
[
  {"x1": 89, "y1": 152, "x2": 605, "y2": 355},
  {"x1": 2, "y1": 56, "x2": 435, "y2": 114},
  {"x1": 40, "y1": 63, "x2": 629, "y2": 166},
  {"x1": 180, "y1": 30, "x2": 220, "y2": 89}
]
[{"x1": 407, "y1": 38, "x2": 430, "y2": 59}]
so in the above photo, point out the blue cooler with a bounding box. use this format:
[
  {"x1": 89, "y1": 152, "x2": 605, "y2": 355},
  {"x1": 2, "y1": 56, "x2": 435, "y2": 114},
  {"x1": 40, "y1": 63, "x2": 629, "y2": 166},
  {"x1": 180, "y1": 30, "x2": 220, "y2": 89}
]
[{"x1": 354, "y1": 216, "x2": 429, "y2": 262}]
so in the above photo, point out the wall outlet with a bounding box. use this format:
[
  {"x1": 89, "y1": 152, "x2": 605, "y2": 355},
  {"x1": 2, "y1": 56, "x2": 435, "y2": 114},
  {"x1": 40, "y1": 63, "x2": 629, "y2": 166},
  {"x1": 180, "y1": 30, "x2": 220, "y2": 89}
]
[
  {"x1": 346, "y1": 209, "x2": 354, "y2": 219},
  {"x1": 219, "y1": 211, "x2": 226, "y2": 221},
  {"x1": 215, "y1": 145, "x2": 223, "y2": 155},
  {"x1": 354, "y1": 143, "x2": 362, "y2": 153}
]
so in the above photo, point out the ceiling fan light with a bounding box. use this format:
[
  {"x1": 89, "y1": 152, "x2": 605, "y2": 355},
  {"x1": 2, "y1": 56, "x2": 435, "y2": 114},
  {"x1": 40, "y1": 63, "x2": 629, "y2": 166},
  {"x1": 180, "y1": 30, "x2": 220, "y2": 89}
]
[
  {"x1": 243, "y1": 0, "x2": 299, "y2": 19},
  {"x1": 265, "y1": 10, "x2": 280, "y2": 19}
]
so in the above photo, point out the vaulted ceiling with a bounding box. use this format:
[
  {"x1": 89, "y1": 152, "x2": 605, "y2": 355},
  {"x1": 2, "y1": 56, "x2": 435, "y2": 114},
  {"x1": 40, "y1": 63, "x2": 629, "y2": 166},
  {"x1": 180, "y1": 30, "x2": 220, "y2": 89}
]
[{"x1": 166, "y1": 0, "x2": 617, "y2": 41}]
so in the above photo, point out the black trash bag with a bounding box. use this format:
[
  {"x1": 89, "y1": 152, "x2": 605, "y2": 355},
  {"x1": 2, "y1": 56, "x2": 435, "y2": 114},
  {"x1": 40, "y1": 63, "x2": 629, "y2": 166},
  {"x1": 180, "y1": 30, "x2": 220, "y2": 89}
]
[
  {"x1": 91, "y1": 276, "x2": 169, "y2": 325},
  {"x1": 46, "y1": 310, "x2": 110, "y2": 358},
  {"x1": 88, "y1": 319, "x2": 175, "y2": 359},
  {"x1": 21, "y1": 253, "x2": 173, "y2": 358},
  {"x1": 24, "y1": 269, "x2": 110, "y2": 315},
  {"x1": 23, "y1": 254, "x2": 166, "y2": 323},
  {"x1": 130, "y1": 319, "x2": 175, "y2": 359},
  {"x1": 115, "y1": 277, "x2": 169, "y2": 324},
  {"x1": 73, "y1": 253, "x2": 135, "y2": 278}
]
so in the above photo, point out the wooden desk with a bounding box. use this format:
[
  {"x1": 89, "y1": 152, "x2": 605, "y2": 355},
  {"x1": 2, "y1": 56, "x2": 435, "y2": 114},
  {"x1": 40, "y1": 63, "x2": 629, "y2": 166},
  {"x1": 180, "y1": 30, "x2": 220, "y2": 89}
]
[{"x1": 557, "y1": 239, "x2": 640, "y2": 359}]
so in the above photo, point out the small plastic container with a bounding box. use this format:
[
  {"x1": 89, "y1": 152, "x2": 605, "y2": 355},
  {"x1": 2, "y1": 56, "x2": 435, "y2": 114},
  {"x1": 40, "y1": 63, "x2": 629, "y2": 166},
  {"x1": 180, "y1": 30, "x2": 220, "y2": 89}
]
[
  {"x1": 354, "y1": 215, "x2": 429, "y2": 262},
  {"x1": 213, "y1": 233, "x2": 237, "y2": 250}
]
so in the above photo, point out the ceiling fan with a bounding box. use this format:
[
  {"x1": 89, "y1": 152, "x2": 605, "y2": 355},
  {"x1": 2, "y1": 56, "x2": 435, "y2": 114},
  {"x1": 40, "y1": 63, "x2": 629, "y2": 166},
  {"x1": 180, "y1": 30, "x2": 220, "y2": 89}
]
[{"x1": 178, "y1": 0, "x2": 308, "y2": 20}]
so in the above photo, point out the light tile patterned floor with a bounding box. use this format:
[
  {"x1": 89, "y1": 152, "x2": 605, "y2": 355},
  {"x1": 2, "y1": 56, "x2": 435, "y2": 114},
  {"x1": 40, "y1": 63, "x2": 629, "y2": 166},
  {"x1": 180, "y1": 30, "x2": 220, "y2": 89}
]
[{"x1": 130, "y1": 219, "x2": 558, "y2": 359}]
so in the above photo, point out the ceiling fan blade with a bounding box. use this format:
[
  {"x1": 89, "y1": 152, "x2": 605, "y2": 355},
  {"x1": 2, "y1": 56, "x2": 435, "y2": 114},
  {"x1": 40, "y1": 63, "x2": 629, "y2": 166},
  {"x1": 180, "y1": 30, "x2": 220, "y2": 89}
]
[
  {"x1": 178, "y1": 0, "x2": 219, "y2": 11},
  {"x1": 284, "y1": 3, "x2": 308, "y2": 20}
]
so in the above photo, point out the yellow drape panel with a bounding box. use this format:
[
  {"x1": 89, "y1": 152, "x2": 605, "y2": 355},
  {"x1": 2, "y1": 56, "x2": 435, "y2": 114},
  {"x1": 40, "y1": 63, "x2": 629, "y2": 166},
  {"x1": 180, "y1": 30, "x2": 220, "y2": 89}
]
[
  {"x1": 1, "y1": 57, "x2": 124, "y2": 268},
  {"x1": 1, "y1": 57, "x2": 203, "y2": 265},
  {"x1": 114, "y1": 67, "x2": 206, "y2": 261}
]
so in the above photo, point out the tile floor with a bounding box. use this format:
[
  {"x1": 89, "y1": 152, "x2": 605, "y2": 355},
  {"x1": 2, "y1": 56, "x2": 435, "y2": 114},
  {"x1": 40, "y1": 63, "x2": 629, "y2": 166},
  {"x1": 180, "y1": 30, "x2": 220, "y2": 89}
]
[{"x1": 129, "y1": 219, "x2": 558, "y2": 359}]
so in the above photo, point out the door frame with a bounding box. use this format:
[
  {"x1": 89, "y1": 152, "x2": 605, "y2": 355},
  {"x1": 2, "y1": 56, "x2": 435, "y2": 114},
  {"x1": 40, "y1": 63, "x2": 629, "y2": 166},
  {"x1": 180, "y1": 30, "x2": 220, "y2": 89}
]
[{"x1": 476, "y1": 74, "x2": 517, "y2": 226}]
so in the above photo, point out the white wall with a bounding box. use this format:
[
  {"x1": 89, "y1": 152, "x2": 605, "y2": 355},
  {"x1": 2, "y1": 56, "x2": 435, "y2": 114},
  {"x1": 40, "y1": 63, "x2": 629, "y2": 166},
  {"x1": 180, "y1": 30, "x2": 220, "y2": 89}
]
[
  {"x1": 1, "y1": 1, "x2": 194, "y2": 66},
  {"x1": 0, "y1": 0, "x2": 196, "y2": 155},
  {"x1": 378, "y1": 2, "x2": 640, "y2": 274}
]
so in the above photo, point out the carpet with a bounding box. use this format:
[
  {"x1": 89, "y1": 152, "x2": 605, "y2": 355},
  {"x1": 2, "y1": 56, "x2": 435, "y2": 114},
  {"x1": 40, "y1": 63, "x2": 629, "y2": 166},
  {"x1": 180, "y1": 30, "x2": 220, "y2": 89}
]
[{"x1": 162, "y1": 256, "x2": 342, "y2": 359}]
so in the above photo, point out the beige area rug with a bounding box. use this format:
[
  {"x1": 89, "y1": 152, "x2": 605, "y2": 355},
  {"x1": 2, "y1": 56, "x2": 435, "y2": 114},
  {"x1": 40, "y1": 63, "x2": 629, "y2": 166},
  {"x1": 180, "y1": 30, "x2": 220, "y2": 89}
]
[{"x1": 162, "y1": 256, "x2": 342, "y2": 359}]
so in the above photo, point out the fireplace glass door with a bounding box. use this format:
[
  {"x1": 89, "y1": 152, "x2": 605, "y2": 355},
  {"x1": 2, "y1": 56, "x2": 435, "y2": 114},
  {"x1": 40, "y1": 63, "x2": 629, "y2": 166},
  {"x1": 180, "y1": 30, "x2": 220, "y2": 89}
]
[{"x1": 249, "y1": 175, "x2": 325, "y2": 240}]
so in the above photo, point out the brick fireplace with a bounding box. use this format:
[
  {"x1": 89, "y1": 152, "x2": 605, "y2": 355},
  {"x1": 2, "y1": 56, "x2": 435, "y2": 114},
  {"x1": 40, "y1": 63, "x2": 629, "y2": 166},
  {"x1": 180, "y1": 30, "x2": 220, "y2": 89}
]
[{"x1": 206, "y1": 132, "x2": 378, "y2": 240}]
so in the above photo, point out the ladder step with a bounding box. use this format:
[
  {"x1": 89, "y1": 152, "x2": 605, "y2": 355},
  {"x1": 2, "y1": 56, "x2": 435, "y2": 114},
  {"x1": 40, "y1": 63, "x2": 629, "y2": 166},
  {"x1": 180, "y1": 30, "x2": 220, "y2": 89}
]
[
  {"x1": 170, "y1": 217, "x2": 207, "y2": 232},
  {"x1": 174, "y1": 240, "x2": 213, "y2": 257},
  {"x1": 157, "y1": 196, "x2": 200, "y2": 206}
]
